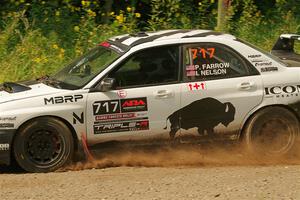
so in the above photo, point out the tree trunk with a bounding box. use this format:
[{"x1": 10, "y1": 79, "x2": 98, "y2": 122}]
[
  {"x1": 216, "y1": 0, "x2": 231, "y2": 32},
  {"x1": 103, "y1": 0, "x2": 113, "y2": 24}
]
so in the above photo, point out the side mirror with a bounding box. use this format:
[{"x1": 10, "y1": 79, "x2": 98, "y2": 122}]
[{"x1": 98, "y1": 78, "x2": 116, "y2": 92}]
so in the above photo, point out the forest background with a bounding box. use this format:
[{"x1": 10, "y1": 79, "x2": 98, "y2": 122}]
[{"x1": 0, "y1": 0, "x2": 299, "y2": 82}]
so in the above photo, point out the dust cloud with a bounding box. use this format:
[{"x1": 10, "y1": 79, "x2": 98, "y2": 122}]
[{"x1": 60, "y1": 141, "x2": 300, "y2": 172}]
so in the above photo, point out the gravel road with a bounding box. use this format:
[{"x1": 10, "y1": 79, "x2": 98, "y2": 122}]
[
  {"x1": 1, "y1": 165, "x2": 300, "y2": 200},
  {"x1": 1, "y1": 144, "x2": 300, "y2": 200}
]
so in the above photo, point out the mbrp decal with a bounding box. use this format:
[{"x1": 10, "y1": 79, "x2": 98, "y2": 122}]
[
  {"x1": 265, "y1": 85, "x2": 300, "y2": 98},
  {"x1": 94, "y1": 120, "x2": 149, "y2": 134},
  {"x1": 164, "y1": 97, "x2": 236, "y2": 139},
  {"x1": 44, "y1": 95, "x2": 83, "y2": 105},
  {"x1": 0, "y1": 143, "x2": 9, "y2": 151},
  {"x1": 0, "y1": 123, "x2": 14, "y2": 128}
]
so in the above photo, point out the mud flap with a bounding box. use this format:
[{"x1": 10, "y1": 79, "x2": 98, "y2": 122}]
[{"x1": 80, "y1": 133, "x2": 94, "y2": 161}]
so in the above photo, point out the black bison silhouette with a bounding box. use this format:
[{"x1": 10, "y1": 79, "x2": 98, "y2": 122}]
[{"x1": 164, "y1": 97, "x2": 236, "y2": 139}]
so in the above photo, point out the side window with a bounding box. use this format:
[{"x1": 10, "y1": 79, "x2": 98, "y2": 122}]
[
  {"x1": 108, "y1": 45, "x2": 179, "y2": 88},
  {"x1": 184, "y1": 43, "x2": 252, "y2": 81}
]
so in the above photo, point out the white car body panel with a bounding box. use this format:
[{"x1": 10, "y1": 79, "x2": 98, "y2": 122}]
[
  {"x1": 86, "y1": 84, "x2": 181, "y2": 144},
  {"x1": 1, "y1": 30, "x2": 300, "y2": 166}
]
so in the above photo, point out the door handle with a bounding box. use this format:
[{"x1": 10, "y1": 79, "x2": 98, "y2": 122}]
[
  {"x1": 154, "y1": 90, "x2": 173, "y2": 98},
  {"x1": 238, "y1": 82, "x2": 254, "y2": 90}
]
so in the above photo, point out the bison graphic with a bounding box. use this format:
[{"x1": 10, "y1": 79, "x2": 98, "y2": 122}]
[{"x1": 164, "y1": 97, "x2": 236, "y2": 139}]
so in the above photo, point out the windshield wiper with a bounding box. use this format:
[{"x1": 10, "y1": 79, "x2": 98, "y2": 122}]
[{"x1": 37, "y1": 75, "x2": 61, "y2": 89}]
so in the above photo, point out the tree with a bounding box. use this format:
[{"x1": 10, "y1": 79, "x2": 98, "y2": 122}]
[{"x1": 216, "y1": 0, "x2": 231, "y2": 31}]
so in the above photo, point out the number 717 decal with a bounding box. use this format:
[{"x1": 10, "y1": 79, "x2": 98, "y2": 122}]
[
  {"x1": 93, "y1": 100, "x2": 119, "y2": 114},
  {"x1": 93, "y1": 97, "x2": 148, "y2": 115},
  {"x1": 190, "y1": 48, "x2": 215, "y2": 59}
]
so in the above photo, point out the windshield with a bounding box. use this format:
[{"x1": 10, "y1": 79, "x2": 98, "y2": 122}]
[
  {"x1": 238, "y1": 38, "x2": 288, "y2": 67},
  {"x1": 52, "y1": 46, "x2": 120, "y2": 89}
]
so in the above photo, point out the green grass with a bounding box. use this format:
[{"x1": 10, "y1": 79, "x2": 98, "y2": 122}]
[{"x1": 0, "y1": 10, "x2": 299, "y2": 83}]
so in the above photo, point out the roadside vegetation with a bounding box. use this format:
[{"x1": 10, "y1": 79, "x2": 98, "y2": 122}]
[{"x1": 0, "y1": 0, "x2": 299, "y2": 82}]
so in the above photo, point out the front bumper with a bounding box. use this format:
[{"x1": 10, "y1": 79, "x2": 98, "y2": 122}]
[{"x1": 0, "y1": 129, "x2": 16, "y2": 165}]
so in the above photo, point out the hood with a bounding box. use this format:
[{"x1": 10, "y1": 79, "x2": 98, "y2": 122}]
[
  {"x1": 0, "y1": 82, "x2": 64, "y2": 104},
  {"x1": 0, "y1": 82, "x2": 32, "y2": 93}
]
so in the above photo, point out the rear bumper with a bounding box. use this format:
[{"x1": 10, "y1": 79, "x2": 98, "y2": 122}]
[{"x1": 0, "y1": 129, "x2": 16, "y2": 165}]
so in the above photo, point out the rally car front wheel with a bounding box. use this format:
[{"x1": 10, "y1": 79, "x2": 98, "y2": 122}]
[
  {"x1": 13, "y1": 117, "x2": 74, "y2": 173},
  {"x1": 243, "y1": 107, "x2": 299, "y2": 157}
]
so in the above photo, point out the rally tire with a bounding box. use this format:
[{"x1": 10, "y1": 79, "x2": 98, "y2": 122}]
[
  {"x1": 243, "y1": 107, "x2": 299, "y2": 157},
  {"x1": 13, "y1": 117, "x2": 74, "y2": 173}
]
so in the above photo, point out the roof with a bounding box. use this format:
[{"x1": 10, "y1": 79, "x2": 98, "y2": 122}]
[{"x1": 108, "y1": 29, "x2": 235, "y2": 49}]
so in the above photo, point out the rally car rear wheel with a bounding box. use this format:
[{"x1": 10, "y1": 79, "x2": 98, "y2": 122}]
[
  {"x1": 243, "y1": 107, "x2": 299, "y2": 157},
  {"x1": 13, "y1": 117, "x2": 74, "y2": 173}
]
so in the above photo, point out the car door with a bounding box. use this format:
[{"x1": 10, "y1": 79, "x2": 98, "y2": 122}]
[
  {"x1": 86, "y1": 45, "x2": 182, "y2": 144},
  {"x1": 176, "y1": 42, "x2": 263, "y2": 139}
]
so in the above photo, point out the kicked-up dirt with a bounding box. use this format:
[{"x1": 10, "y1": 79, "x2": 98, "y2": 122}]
[{"x1": 1, "y1": 142, "x2": 300, "y2": 200}]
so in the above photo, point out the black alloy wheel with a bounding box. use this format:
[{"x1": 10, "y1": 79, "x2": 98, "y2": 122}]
[
  {"x1": 243, "y1": 107, "x2": 299, "y2": 157},
  {"x1": 14, "y1": 117, "x2": 74, "y2": 173}
]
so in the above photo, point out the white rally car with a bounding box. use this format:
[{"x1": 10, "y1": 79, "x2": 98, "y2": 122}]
[{"x1": 0, "y1": 30, "x2": 300, "y2": 172}]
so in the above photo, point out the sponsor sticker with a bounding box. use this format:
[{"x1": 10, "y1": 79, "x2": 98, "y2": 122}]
[
  {"x1": 188, "y1": 82, "x2": 206, "y2": 91},
  {"x1": 94, "y1": 120, "x2": 149, "y2": 134},
  {"x1": 250, "y1": 60, "x2": 266, "y2": 63},
  {"x1": 265, "y1": 85, "x2": 300, "y2": 98},
  {"x1": 248, "y1": 54, "x2": 262, "y2": 59},
  {"x1": 255, "y1": 62, "x2": 272, "y2": 67},
  {"x1": 73, "y1": 112, "x2": 84, "y2": 124},
  {"x1": 0, "y1": 143, "x2": 9, "y2": 151},
  {"x1": 120, "y1": 97, "x2": 148, "y2": 113},
  {"x1": 44, "y1": 95, "x2": 83, "y2": 105},
  {"x1": 261, "y1": 67, "x2": 278, "y2": 72},
  {"x1": 95, "y1": 113, "x2": 136, "y2": 121},
  {"x1": 0, "y1": 117, "x2": 16, "y2": 121},
  {"x1": 117, "y1": 90, "x2": 127, "y2": 98},
  {"x1": 0, "y1": 123, "x2": 14, "y2": 128}
]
